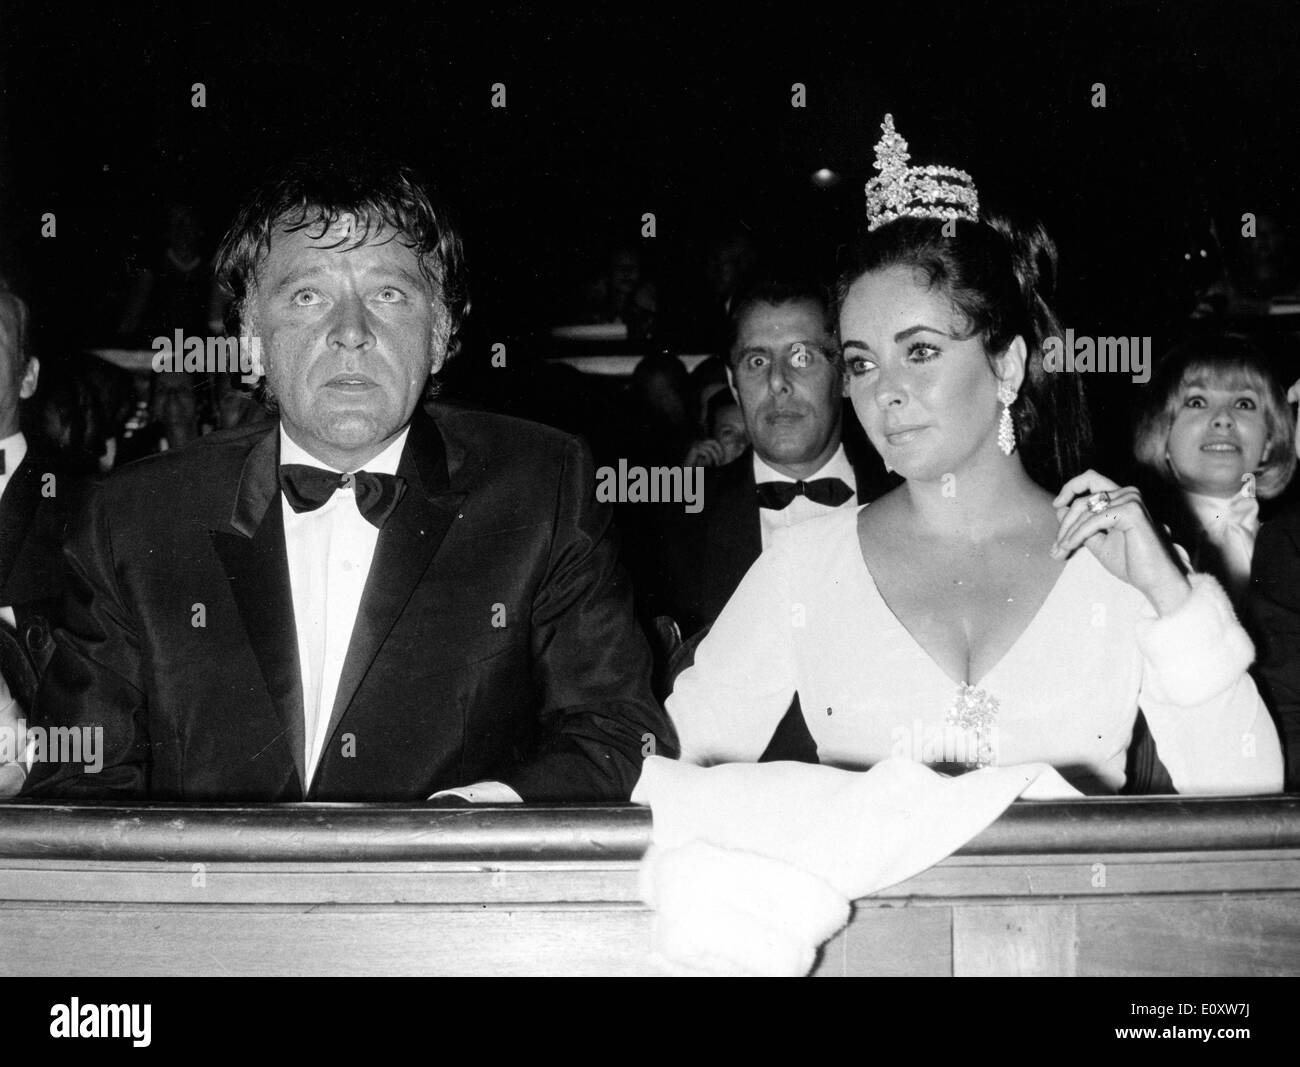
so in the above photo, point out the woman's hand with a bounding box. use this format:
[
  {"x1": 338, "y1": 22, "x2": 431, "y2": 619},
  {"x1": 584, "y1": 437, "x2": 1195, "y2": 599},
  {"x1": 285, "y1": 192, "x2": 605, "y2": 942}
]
[{"x1": 1051, "y1": 470, "x2": 1191, "y2": 615}]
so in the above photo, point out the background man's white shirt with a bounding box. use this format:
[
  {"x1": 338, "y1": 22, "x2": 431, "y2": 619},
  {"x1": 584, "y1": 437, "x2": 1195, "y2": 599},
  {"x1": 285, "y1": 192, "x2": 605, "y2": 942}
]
[{"x1": 753, "y1": 443, "x2": 856, "y2": 550}]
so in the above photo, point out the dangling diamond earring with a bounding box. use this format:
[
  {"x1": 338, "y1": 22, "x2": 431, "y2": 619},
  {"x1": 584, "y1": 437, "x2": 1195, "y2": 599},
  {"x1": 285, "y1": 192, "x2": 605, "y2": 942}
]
[{"x1": 997, "y1": 382, "x2": 1017, "y2": 456}]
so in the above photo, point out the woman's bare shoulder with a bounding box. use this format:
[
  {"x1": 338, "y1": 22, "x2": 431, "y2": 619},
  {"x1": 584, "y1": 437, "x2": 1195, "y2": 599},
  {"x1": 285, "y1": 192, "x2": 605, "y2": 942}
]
[{"x1": 858, "y1": 484, "x2": 906, "y2": 524}]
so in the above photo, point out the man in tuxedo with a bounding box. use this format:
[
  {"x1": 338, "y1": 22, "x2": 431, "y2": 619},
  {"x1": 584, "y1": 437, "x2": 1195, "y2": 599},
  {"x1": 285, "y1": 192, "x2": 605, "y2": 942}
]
[
  {"x1": 23, "y1": 158, "x2": 672, "y2": 803},
  {"x1": 636, "y1": 280, "x2": 893, "y2": 639},
  {"x1": 0, "y1": 286, "x2": 90, "y2": 796},
  {"x1": 629, "y1": 281, "x2": 892, "y2": 760}
]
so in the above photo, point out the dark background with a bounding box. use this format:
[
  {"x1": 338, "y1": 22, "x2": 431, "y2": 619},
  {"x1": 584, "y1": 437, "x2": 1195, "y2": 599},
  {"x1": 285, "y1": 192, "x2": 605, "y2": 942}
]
[{"x1": 1, "y1": 0, "x2": 1298, "y2": 468}]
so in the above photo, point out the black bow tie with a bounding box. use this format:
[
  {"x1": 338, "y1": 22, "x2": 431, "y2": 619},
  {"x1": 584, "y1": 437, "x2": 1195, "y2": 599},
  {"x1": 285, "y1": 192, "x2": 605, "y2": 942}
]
[
  {"x1": 755, "y1": 477, "x2": 854, "y2": 510},
  {"x1": 279, "y1": 464, "x2": 406, "y2": 529}
]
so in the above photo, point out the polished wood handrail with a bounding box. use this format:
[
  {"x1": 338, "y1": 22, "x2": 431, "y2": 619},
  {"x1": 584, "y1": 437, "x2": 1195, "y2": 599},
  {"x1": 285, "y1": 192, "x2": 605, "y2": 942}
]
[{"x1": 1, "y1": 795, "x2": 1298, "y2": 862}]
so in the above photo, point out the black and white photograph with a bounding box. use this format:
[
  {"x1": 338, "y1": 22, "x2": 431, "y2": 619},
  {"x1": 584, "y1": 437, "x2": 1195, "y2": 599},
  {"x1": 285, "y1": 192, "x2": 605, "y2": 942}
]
[{"x1": 0, "y1": 0, "x2": 1296, "y2": 1030}]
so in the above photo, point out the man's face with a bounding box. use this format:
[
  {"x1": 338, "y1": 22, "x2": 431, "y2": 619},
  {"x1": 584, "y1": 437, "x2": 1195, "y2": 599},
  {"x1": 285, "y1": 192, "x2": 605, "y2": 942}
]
[
  {"x1": 0, "y1": 292, "x2": 39, "y2": 439},
  {"x1": 727, "y1": 299, "x2": 842, "y2": 477},
  {"x1": 247, "y1": 218, "x2": 444, "y2": 469}
]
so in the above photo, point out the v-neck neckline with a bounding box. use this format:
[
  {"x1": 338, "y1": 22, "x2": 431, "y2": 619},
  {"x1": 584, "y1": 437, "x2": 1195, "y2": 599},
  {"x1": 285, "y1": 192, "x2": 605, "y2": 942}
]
[{"x1": 853, "y1": 523, "x2": 1077, "y2": 691}]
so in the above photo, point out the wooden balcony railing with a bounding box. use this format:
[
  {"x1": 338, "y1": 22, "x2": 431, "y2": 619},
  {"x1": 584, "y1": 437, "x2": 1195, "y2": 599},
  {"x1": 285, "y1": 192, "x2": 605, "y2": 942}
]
[{"x1": 2, "y1": 796, "x2": 1299, "y2": 976}]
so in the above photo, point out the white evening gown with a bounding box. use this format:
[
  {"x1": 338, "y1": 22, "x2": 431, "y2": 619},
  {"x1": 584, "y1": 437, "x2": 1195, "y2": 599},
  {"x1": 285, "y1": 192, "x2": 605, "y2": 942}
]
[{"x1": 667, "y1": 506, "x2": 1282, "y2": 795}]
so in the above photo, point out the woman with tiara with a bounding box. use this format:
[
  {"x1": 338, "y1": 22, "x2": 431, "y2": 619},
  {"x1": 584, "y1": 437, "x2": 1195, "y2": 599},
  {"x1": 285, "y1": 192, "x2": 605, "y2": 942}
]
[{"x1": 664, "y1": 116, "x2": 1282, "y2": 796}]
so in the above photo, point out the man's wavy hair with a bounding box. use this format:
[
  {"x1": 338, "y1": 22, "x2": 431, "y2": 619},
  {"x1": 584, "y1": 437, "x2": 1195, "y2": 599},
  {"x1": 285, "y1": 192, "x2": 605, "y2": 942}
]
[{"x1": 214, "y1": 156, "x2": 470, "y2": 392}]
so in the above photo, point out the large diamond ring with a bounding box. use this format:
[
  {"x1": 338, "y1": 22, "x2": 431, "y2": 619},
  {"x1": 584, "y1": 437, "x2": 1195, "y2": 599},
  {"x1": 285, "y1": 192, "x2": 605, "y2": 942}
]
[{"x1": 1087, "y1": 491, "x2": 1112, "y2": 515}]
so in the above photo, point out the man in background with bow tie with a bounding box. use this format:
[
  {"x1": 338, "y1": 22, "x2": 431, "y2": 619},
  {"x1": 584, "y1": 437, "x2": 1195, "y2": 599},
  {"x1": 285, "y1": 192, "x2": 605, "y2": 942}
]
[
  {"x1": 23, "y1": 158, "x2": 672, "y2": 802},
  {"x1": 630, "y1": 280, "x2": 892, "y2": 757},
  {"x1": 636, "y1": 280, "x2": 893, "y2": 640}
]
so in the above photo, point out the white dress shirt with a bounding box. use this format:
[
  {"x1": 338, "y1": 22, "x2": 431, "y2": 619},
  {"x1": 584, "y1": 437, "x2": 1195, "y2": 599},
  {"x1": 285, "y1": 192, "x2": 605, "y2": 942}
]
[
  {"x1": 280, "y1": 425, "x2": 407, "y2": 785},
  {"x1": 753, "y1": 443, "x2": 857, "y2": 550},
  {"x1": 0, "y1": 431, "x2": 29, "y2": 630},
  {"x1": 1184, "y1": 484, "x2": 1261, "y2": 600}
]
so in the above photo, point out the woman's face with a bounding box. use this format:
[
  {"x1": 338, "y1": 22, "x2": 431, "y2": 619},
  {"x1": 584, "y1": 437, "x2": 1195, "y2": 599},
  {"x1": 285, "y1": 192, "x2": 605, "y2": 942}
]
[
  {"x1": 1166, "y1": 374, "x2": 1269, "y2": 497},
  {"x1": 840, "y1": 266, "x2": 1005, "y2": 482}
]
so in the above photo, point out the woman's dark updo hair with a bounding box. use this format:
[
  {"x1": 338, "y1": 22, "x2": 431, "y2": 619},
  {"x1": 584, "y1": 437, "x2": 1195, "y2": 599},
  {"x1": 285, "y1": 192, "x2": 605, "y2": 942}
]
[{"x1": 835, "y1": 213, "x2": 1091, "y2": 490}]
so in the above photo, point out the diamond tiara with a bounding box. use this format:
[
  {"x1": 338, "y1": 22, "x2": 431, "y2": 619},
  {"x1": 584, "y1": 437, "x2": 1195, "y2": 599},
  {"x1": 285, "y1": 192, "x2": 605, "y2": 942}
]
[{"x1": 864, "y1": 114, "x2": 980, "y2": 232}]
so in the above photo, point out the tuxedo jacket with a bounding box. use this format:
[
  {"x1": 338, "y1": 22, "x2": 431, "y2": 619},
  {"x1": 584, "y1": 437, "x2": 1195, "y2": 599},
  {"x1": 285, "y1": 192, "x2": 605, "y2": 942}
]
[
  {"x1": 1250, "y1": 503, "x2": 1300, "y2": 791},
  {"x1": 0, "y1": 446, "x2": 88, "y2": 708},
  {"x1": 23, "y1": 406, "x2": 672, "y2": 802}
]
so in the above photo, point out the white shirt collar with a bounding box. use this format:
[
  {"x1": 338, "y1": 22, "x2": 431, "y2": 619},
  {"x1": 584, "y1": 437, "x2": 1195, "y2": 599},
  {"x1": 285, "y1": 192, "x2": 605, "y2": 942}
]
[
  {"x1": 1185, "y1": 483, "x2": 1260, "y2": 534},
  {"x1": 752, "y1": 442, "x2": 854, "y2": 488},
  {"x1": 278, "y1": 424, "x2": 408, "y2": 477},
  {"x1": 0, "y1": 431, "x2": 27, "y2": 466}
]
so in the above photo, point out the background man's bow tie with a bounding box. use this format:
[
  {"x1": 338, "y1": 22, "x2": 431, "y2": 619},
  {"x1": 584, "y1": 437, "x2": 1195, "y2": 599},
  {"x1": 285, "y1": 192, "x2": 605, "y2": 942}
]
[
  {"x1": 755, "y1": 477, "x2": 853, "y2": 510},
  {"x1": 279, "y1": 465, "x2": 406, "y2": 528}
]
